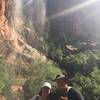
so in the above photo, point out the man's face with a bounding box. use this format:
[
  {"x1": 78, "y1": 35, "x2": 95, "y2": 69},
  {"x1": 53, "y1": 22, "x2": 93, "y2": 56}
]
[{"x1": 56, "y1": 78, "x2": 67, "y2": 90}]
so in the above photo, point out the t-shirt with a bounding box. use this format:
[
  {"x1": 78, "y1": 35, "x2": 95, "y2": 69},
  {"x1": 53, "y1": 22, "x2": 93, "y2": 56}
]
[
  {"x1": 30, "y1": 95, "x2": 50, "y2": 100},
  {"x1": 30, "y1": 95, "x2": 40, "y2": 100},
  {"x1": 67, "y1": 88, "x2": 84, "y2": 100},
  {"x1": 49, "y1": 87, "x2": 84, "y2": 100}
]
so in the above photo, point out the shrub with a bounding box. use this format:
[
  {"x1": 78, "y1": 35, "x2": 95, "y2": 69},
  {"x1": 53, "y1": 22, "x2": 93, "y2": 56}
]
[
  {"x1": 73, "y1": 67, "x2": 100, "y2": 100},
  {"x1": 22, "y1": 61, "x2": 62, "y2": 100},
  {"x1": 0, "y1": 58, "x2": 15, "y2": 94}
]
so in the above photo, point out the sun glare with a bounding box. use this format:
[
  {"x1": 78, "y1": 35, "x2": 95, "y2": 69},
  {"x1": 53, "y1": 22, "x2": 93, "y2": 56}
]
[{"x1": 48, "y1": 0, "x2": 98, "y2": 20}]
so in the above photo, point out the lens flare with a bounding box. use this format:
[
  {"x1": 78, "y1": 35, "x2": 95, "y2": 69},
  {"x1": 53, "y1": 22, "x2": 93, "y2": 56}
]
[
  {"x1": 24, "y1": 0, "x2": 33, "y2": 6},
  {"x1": 48, "y1": 0, "x2": 98, "y2": 20}
]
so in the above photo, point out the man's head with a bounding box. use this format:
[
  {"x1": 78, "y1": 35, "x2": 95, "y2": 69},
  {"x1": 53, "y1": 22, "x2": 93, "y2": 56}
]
[{"x1": 54, "y1": 74, "x2": 68, "y2": 91}]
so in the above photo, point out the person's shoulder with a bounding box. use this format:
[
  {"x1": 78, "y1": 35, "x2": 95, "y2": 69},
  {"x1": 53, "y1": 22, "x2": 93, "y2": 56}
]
[
  {"x1": 30, "y1": 95, "x2": 40, "y2": 100},
  {"x1": 68, "y1": 87, "x2": 84, "y2": 100},
  {"x1": 68, "y1": 87, "x2": 81, "y2": 95},
  {"x1": 69, "y1": 87, "x2": 80, "y2": 93},
  {"x1": 49, "y1": 89, "x2": 60, "y2": 99},
  {"x1": 49, "y1": 89, "x2": 57, "y2": 96},
  {"x1": 66, "y1": 86, "x2": 72, "y2": 92},
  {"x1": 50, "y1": 89, "x2": 58, "y2": 94}
]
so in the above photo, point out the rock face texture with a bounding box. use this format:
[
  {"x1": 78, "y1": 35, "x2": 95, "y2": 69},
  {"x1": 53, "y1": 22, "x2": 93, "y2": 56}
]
[{"x1": 0, "y1": 0, "x2": 47, "y2": 64}]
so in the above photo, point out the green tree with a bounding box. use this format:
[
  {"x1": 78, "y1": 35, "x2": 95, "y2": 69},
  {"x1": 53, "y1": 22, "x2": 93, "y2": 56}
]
[{"x1": 73, "y1": 67, "x2": 100, "y2": 100}]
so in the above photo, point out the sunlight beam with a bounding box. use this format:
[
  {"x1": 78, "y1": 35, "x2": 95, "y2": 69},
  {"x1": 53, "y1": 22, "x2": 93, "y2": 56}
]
[
  {"x1": 24, "y1": 0, "x2": 33, "y2": 6},
  {"x1": 48, "y1": 0, "x2": 98, "y2": 20}
]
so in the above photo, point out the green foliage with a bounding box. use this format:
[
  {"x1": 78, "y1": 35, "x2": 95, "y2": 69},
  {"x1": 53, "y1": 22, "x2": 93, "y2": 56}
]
[
  {"x1": 73, "y1": 67, "x2": 100, "y2": 100},
  {"x1": 0, "y1": 57, "x2": 62, "y2": 100},
  {"x1": 0, "y1": 58, "x2": 15, "y2": 94},
  {"x1": 47, "y1": 43, "x2": 64, "y2": 64},
  {"x1": 21, "y1": 61, "x2": 62, "y2": 100},
  {"x1": 46, "y1": 63, "x2": 63, "y2": 80},
  {"x1": 46, "y1": 35, "x2": 100, "y2": 100},
  {"x1": 62, "y1": 52, "x2": 100, "y2": 75}
]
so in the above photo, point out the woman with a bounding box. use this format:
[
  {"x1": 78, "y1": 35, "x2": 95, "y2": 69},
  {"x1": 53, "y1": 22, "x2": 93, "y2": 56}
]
[{"x1": 30, "y1": 82, "x2": 51, "y2": 100}]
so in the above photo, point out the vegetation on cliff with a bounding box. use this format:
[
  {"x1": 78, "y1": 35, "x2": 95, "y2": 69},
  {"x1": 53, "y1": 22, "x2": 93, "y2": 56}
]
[{"x1": 0, "y1": 0, "x2": 100, "y2": 100}]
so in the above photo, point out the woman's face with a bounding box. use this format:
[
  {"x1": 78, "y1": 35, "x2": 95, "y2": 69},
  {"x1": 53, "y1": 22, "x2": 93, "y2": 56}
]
[{"x1": 41, "y1": 86, "x2": 51, "y2": 97}]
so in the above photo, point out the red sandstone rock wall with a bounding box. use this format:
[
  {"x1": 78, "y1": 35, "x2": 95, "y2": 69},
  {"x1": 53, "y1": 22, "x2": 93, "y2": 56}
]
[{"x1": 0, "y1": 0, "x2": 47, "y2": 64}]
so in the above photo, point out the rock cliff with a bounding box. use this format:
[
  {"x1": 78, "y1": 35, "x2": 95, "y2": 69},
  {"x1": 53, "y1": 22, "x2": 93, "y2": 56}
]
[{"x1": 0, "y1": 0, "x2": 47, "y2": 64}]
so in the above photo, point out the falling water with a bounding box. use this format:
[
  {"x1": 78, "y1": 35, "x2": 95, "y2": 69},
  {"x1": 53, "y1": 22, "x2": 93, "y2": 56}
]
[
  {"x1": 14, "y1": 0, "x2": 46, "y2": 33},
  {"x1": 27, "y1": 0, "x2": 46, "y2": 33},
  {"x1": 14, "y1": 0, "x2": 23, "y2": 29},
  {"x1": 15, "y1": 0, "x2": 22, "y2": 17}
]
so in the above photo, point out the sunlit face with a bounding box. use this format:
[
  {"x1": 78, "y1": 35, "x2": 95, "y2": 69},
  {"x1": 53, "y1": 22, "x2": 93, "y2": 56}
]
[
  {"x1": 56, "y1": 78, "x2": 68, "y2": 90},
  {"x1": 41, "y1": 86, "x2": 51, "y2": 97}
]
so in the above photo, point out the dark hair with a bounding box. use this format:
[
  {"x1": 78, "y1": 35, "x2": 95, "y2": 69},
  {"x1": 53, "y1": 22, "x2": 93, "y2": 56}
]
[{"x1": 39, "y1": 88, "x2": 42, "y2": 96}]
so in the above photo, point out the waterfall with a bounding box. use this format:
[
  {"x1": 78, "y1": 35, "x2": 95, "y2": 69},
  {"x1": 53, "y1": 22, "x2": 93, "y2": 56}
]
[
  {"x1": 23, "y1": 0, "x2": 46, "y2": 33},
  {"x1": 15, "y1": 0, "x2": 22, "y2": 19},
  {"x1": 32, "y1": 0, "x2": 46, "y2": 33},
  {"x1": 13, "y1": 0, "x2": 46, "y2": 33},
  {"x1": 14, "y1": 0, "x2": 23, "y2": 29}
]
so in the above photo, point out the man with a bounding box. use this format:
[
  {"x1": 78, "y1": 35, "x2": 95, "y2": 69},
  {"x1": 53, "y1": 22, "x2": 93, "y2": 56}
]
[{"x1": 49, "y1": 74, "x2": 84, "y2": 100}]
